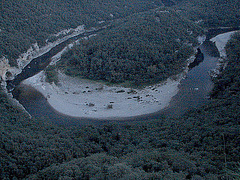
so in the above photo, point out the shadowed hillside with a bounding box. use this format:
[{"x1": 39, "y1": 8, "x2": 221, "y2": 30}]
[{"x1": 0, "y1": 0, "x2": 239, "y2": 179}]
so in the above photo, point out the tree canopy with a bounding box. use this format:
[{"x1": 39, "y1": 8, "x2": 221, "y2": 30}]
[
  {"x1": 59, "y1": 9, "x2": 202, "y2": 86},
  {"x1": 0, "y1": 0, "x2": 240, "y2": 179}
]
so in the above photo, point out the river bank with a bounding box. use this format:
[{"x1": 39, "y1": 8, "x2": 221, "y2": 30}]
[
  {"x1": 209, "y1": 30, "x2": 239, "y2": 77},
  {"x1": 18, "y1": 32, "x2": 203, "y2": 119},
  {"x1": 23, "y1": 70, "x2": 186, "y2": 119},
  {"x1": 0, "y1": 25, "x2": 85, "y2": 82},
  {"x1": 17, "y1": 30, "x2": 237, "y2": 120},
  {"x1": 210, "y1": 30, "x2": 238, "y2": 57}
]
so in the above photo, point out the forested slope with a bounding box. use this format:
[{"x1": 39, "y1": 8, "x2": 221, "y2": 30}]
[
  {"x1": 56, "y1": 0, "x2": 240, "y2": 86},
  {"x1": 1, "y1": 0, "x2": 240, "y2": 179},
  {"x1": 176, "y1": 0, "x2": 240, "y2": 28},
  {"x1": 1, "y1": 32, "x2": 239, "y2": 180},
  {"x1": 2, "y1": 0, "x2": 239, "y2": 66},
  {"x1": 59, "y1": 9, "x2": 202, "y2": 86},
  {"x1": 1, "y1": 0, "x2": 166, "y2": 65}
]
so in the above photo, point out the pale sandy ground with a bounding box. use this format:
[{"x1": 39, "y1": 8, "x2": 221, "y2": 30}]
[
  {"x1": 209, "y1": 30, "x2": 239, "y2": 77},
  {"x1": 210, "y1": 30, "x2": 239, "y2": 57},
  {"x1": 23, "y1": 70, "x2": 186, "y2": 119}
]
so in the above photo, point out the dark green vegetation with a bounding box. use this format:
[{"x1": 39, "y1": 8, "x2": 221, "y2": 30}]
[
  {"x1": 1, "y1": 0, "x2": 239, "y2": 66},
  {"x1": 57, "y1": 0, "x2": 240, "y2": 86},
  {"x1": 59, "y1": 9, "x2": 201, "y2": 86},
  {"x1": 1, "y1": 32, "x2": 240, "y2": 179},
  {"x1": 0, "y1": 0, "x2": 173, "y2": 65},
  {"x1": 45, "y1": 65, "x2": 59, "y2": 84},
  {"x1": 1, "y1": 0, "x2": 240, "y2": 179},
  {"x1": 177, "y1": 0, "x2": 240, "y2": 28}
]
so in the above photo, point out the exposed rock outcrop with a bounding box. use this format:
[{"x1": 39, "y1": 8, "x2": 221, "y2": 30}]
[{"x1": 0, "y1": 25, "x2": 85, "y2": 82}]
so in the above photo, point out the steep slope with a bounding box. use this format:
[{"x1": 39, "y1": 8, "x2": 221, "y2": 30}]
[
  {"x1": 0, "y1": 1, "x2": 240, "y2": 179},
  {"x1": 1, "y1": 32, "x2": 239, "y2": 180},
  {"x1": 0, "y1": 0, "x2": 165, "y2": 65},
  {"x1": 59, "y1": 9, "x2": 202, "y2": 86}
]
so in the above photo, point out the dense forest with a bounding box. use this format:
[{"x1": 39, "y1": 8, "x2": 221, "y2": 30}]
[
  {"x1": 56, "y1": 0, "x2": 239, "y2": 86},
  {"x1": 1, "y1": 0, "x2": 240, "y2": 179},
  {"x1": 59, "y1": 9, "x2": 202, "y2": 86},
  {"x1": 1, "y1": 0, "x2": 239, "y2": 65},
  {"x1": 0, "y1": 32, "x2": 240, "y2": 179},
  {"x1": 177, "y1": 0, "x2": 240, "y2": 28},
  {"x1": 0, "y1": 0, "x2": 171, "y2": 65}
]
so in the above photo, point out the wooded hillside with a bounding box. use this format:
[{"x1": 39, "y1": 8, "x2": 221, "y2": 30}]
[
  {"x1": 0, "y1": 0, "x2": 240, "y2": 179},
  {"x1": 1, "y1": 32, "x2": 239, "y2": 180},
  {"x1": 0, "y1": 0, "x2": 165, "y2": 65},
  {"x1": 59, "y1": 9, "x2": 202, "y2": 86},
  {"x1": 177, "y1": 0, "x2": 240, "y2": 28},
  {"x1": 56, "y1": 0, "x2": 239, "y2": 86},
  {"x1": 1, "y1": 0, "x2": 239, "y2": 66}
]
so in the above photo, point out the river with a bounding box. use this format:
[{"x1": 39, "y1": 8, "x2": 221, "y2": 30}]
[
  {"x1": 6, "y1": 27, "x2": 105, "y2": 91},
  {"x1": 8, "y1": 28, "x2": 235, "y2": 127}
]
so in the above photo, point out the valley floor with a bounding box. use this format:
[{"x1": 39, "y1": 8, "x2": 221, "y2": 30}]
[{"x1": 23, "y1": 71, "x2": 184, "y2": 119}]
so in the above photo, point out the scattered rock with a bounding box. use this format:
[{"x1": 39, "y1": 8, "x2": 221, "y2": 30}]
[
  {"x1": 96, "y1": 85, "x2": 104, "y2": 90},
  {"x1": 107, "y1": 104, "x2": 113, "y2": 109},
  {"x1": 88, "y1": 103, "x2": 95, "y2": 107},
  {"x1": 133, "y1": 96, "x2": 140, "y2": 100},
  {"x1": 127, "y1": 89, "x2": 137, "y2": 94},
  {"x1": 116, "y1": 90, "x2": 125, "y2": 93}
]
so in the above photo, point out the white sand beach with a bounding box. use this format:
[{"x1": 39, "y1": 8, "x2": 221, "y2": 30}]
[
  {"x1": 210, "y1": 30, "x2": 238, "y2": 57},
  {"x1": 23, "y1": 71, "x2": 185, "y2": 119},
  {"x1": 209, "y1": 30, "x2": 239, "y2": 77}
]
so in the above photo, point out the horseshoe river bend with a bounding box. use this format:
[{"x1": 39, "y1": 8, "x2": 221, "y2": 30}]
[{"x1": 6, "y1": 28, "x2": 239, "y2": 127}]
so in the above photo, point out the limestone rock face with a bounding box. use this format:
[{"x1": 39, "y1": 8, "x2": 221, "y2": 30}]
[
  {"x1": 0, "y1": 25, "x2": 85, "y2": 82},
  {"x1": 0, "y1": 57, "x2": 20, "y2": 81}
]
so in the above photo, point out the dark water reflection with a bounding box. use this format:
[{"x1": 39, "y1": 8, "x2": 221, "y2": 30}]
[
  {"x1": 14, "y1": 39, "x2": 220, "y2": 127},
  {"x1": 7, "y1": 28, "x2": 104, "y2": 91},
  {"x1": 161, "y1": 41, "x2": 219, "y2": 117}
]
